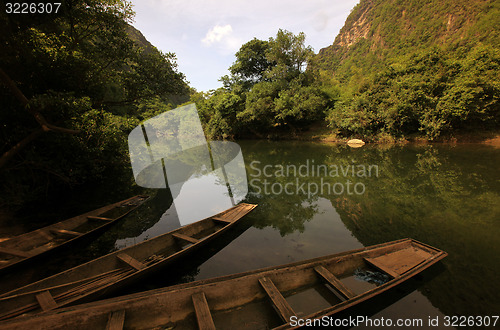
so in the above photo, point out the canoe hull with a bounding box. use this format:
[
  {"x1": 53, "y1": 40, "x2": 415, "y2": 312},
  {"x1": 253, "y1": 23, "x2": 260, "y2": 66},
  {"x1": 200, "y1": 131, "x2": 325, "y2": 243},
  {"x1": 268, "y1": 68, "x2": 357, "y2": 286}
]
[
  {"x1": 65, "y1": 210, "x2": 255, "y2": 305},
  {"x1": 0, "y1": 195, "x2": 149, "y2": 275},
  {"x1": 0, "y1": 203, "x2": 257, "y2": 320},
  {"x1": 0, "y1": 238, "x2": 446, "y2": 329}
]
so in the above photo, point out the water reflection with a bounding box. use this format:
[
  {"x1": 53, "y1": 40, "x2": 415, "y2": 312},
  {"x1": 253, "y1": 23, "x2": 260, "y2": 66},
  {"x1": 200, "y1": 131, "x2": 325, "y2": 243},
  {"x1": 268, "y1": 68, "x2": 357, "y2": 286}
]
[
  {"x1": 115, "y1": 172, "x2": 243, "y2": 249},
  {"x1": 197, "y1": 141, "x2": 499, "y2": 321},
  {"x1": 3, "y1": 140, "x2": 498, "y2": 326},
  {"x1": 128, "y1": 104, "x2": 248, "y2": 226},
  {"x1": 187, "y1": 198, "x2": 356, "y2": 278},
  {"x1": 119, "y1": 140, "x2": 499, "y2": 321}
]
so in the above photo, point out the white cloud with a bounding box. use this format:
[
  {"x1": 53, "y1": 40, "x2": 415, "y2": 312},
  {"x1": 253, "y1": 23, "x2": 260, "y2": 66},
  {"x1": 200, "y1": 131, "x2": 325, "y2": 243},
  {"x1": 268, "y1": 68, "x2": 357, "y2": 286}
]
[
  {"x1": 202, "y1": 24, "x2": 241, "y2": 54},
  {"x1": 202, "y1": 24, "x2": 233, "y2": 46},
  {"x1": 131, "y1": 0, "x2": 360, "y2": 91}
]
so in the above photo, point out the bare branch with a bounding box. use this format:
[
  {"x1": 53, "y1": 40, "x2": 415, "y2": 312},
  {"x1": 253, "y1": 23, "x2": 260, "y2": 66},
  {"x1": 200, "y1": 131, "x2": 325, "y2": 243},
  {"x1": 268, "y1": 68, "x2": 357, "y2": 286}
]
[
  {"x1": 0, "y1": 128, "x2": 44, "y2": 170},
  {"x1": 0, "y1": 68, "x2": 81, "y2": 170},
  {"x1": 0, "y1": 68, "x2": 29, "y2": 106},
  {"x1": 0, "y1": 68, "x2": 81, "y2": 134}
]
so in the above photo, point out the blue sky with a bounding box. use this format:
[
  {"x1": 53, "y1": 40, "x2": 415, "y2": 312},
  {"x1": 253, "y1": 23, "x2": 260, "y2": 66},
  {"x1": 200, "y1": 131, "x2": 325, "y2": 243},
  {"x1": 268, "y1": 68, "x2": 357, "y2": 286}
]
[{"x1": 130, "y1": 0, "x2": 359, "y2": 92}]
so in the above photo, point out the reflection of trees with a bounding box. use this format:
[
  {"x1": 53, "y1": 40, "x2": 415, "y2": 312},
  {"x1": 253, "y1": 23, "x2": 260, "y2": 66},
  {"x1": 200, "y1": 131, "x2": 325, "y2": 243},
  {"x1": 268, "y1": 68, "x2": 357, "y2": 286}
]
[
  {"x1": 239, "y1": 140, "x2": 500, "y2": 317},
  {"x1": 323, "y1": 144, "x2": 500, "y2": 317},
  {"x1": 240, "y1": 141, "x2": 329, "y2": 236},
  {"x1": 87, "y1": 189, "x2": 174, "y2": 252},
  {"x1": 248, "y1": 196, "x2": 318, "y2": 236},
  {"x1": 136, "y1": 140, "x2": 247, "y2": 203}
]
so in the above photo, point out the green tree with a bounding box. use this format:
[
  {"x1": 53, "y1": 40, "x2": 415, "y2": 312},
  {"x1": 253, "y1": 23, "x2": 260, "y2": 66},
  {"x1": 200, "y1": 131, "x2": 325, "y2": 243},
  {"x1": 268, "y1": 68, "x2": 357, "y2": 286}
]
[
  {"x1": 274, "y1": 83, "x2": 327, "y2": 128},
  {"x1": 238, "y1": 80, "x2": 285, "y2": 133},
  {"x1": 194, "y1": 29, "x2": 327, "y2": 139},
  {"x1": 228, "y1": 38, "x2": 274, "y2": 90},
  {"x1": 317, "y1": 0, "x2": 500, "y2": 140},
  {"x1": 265, "y1": 29, "x2": 315, "y2": 81},
  {"x1": 0, "y1": 0, "x2": 188, "y2": 207},
  {"x1": 326, "y1": 45, "x2": 500, "y2": 139}
]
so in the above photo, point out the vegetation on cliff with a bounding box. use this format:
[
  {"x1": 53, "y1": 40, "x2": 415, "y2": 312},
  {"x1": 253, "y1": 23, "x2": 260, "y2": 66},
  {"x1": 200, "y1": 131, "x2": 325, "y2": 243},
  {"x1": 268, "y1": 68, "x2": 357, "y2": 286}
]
[
  {"x1": 2, "y1": 0, "x2": 499, "y2": 209},
  {"x1": 316, "y1": 0, "x2": 500, "y2": 139},
  {"x1": 194, "y1": 0, "x2": 499, "y2": 141}
]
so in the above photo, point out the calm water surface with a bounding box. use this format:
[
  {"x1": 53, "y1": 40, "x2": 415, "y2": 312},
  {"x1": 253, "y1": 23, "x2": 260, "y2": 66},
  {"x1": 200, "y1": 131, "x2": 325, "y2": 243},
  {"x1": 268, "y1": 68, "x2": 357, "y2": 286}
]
[{"x1": 2, "y1": 140, "x2": 499, "y2": 328}]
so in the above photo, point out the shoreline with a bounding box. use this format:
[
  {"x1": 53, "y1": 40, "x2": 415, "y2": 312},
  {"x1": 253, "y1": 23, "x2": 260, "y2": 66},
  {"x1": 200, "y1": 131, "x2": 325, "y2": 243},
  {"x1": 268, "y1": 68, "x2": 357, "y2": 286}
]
[{"x1": 246, "y1": 122, "x2": 500, "y2": 147}]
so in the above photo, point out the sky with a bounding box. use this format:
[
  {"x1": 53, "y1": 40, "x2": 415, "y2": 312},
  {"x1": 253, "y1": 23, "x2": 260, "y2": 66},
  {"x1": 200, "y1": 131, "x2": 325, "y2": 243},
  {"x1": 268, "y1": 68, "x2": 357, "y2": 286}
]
[{"x1": 129, "y1": 0, "x2": 360, "y2": 92}]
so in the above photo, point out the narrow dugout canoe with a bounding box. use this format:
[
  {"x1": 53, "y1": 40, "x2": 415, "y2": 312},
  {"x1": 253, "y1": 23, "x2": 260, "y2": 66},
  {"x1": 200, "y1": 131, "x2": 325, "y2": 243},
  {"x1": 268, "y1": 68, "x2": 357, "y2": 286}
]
[
  {"x1": 0, "y1": 203, "x2": 257, "y2": 320},
  {"x1": 0, "y1": 238, "x2": 446, "y2": 329},
  {"x1": 0, "y1": 195, "x2": 149, "y2": 274}
]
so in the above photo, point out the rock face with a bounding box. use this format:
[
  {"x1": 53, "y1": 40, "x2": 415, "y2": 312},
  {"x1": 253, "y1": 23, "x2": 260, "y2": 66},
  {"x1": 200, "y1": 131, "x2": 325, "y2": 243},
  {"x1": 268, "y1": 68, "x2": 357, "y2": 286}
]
[
  {"x1": 314, "y1": 0, "x2": 499, "y2": 74},
  {"x1": 126, "y1": 25, "x2": 156, "y2": 54},
  {"x1": 335, "y1": 2, "x2": 372, "y2": 48}
]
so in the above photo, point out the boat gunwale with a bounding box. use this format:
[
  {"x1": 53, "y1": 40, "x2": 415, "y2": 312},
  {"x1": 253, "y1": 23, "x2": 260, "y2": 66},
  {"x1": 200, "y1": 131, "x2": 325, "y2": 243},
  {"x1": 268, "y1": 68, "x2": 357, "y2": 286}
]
[
  {"x1": 279, "y1": 239, "x2": 447, "y2": 329},
  {"x1": 79, "y1": 203, "x2": 258, "y2": 303},
  {"x1": 1, "y1": 238, "x2": 411, "y2": 301},
  {"x1": 0, "y1": 195, "x2": 150, "y2": 273},
  {"x1": 0, "y1": 238, "x2": 446, "y2": 329},
  {"x1": 81, "y1": 237, "x2": 420, "y2": 298},
  {"x1": 0, "y1": 203, "x2": 258, "y2": 317}
]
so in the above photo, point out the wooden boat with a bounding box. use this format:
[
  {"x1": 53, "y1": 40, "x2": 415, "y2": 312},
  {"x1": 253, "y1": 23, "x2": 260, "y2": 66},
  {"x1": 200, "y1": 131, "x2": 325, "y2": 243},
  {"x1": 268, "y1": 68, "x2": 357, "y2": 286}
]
[
  {"x1": 0, "y1": 238, "x2": 446, "y2": 329},
  {"x1": 0, "y1": 195, "x2": 149, "y2": 274},
  {"x1": 0, "y1": 203, "x2": 257, "y2": 320}
]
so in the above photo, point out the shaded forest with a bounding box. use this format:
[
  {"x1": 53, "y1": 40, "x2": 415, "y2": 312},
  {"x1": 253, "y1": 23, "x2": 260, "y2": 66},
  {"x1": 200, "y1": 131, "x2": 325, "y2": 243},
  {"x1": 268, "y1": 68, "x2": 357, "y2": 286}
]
[
  {"x1": 1, "y1": 0, "x2": 499, "y2": 210},
  {"x1": 0, "y1": 1, "x2": 189, "y2": 208}
]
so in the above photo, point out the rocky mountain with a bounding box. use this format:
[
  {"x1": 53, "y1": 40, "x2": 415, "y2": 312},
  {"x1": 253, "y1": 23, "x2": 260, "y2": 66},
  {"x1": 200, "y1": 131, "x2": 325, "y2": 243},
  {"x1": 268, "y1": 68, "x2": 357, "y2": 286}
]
[
  {"x1": 315, "y1": 0, "x2": 500, "y2": 139},
  {"x1": 126, "y1": 25, "x2": 157, "y2": 54},
  {"x1": 316, "y1": 0, "x2": 499, "y2": 78}
]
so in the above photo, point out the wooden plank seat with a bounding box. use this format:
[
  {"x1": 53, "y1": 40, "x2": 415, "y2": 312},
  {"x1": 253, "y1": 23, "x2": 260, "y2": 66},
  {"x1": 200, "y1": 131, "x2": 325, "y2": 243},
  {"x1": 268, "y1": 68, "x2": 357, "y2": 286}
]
[
  {"x1": 259, "y1": 277, "x2": 296, "y2": 323},
  {"x1": 106, "y1": 310, "x2": 126, "y2": 330},
  {"x1": 116, "y1": 253, "x2": 146, "y2": 271},
  {"x1": 364, "y1": 247, "x2": 433, "y2": 278},
  {"x1": 172, "y1": 233, "x2": 199, "y2": 244},
  {"x1": 35, "y1": 291, "x2": 57, "y2": 311},
  {"x1": 211, "y1": 217, "x2": 232, "y2": 224},
  {"x1": 192, "y1": 292, "x2": 216, "y2": 330},
  {"x1": 37, "y1": 230, "x2": 54, "y2": 240},
  {"x1": 87, "y1": 216, "x2": 113, "y2": 221},
  {"x1": 364, "y1": 257, "x2": 400, "y2": 278},
  {"x1": 49, "y1": 229, "x2": 82, "y2": 237},
  {"x1": 314, "y1": 265, "x2": 355, "y2": 300}
]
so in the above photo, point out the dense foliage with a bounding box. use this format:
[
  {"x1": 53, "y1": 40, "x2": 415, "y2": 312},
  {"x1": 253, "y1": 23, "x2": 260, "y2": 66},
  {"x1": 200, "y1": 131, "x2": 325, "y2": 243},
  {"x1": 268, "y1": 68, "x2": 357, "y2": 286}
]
[
  {"x1": 194, "y1": 30, "x2": 330, "y2": 139},
  {"x1": 195, "y1": 0, "x2": 499, "y2": 141},
  {"x1": 1, "y1": 0, "x2": 499, "y2": 209},
  {"x1": 327, "y1": 45, "x2": 500, "y2": 139},
  {"x1": 0, "y1": 0, "x2": 189, "y2": 207},
  {"x1": 317, "y1": 0, "x2": 500, "y2": 139}
]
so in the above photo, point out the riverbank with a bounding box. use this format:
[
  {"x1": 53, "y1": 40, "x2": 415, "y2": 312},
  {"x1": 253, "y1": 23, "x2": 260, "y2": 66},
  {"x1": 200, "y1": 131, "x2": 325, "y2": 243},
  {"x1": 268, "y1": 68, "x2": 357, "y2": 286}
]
[{"x1": 264, "y1": 121, "x2": 500, "y2": 147}]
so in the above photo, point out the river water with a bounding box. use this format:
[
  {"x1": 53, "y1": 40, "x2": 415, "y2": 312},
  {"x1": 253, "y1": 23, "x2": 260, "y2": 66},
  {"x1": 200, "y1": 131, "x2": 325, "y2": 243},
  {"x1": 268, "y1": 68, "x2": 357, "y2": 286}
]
[{"x1": 2, "y1": 140, "x2": 499, "y2": 328}]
